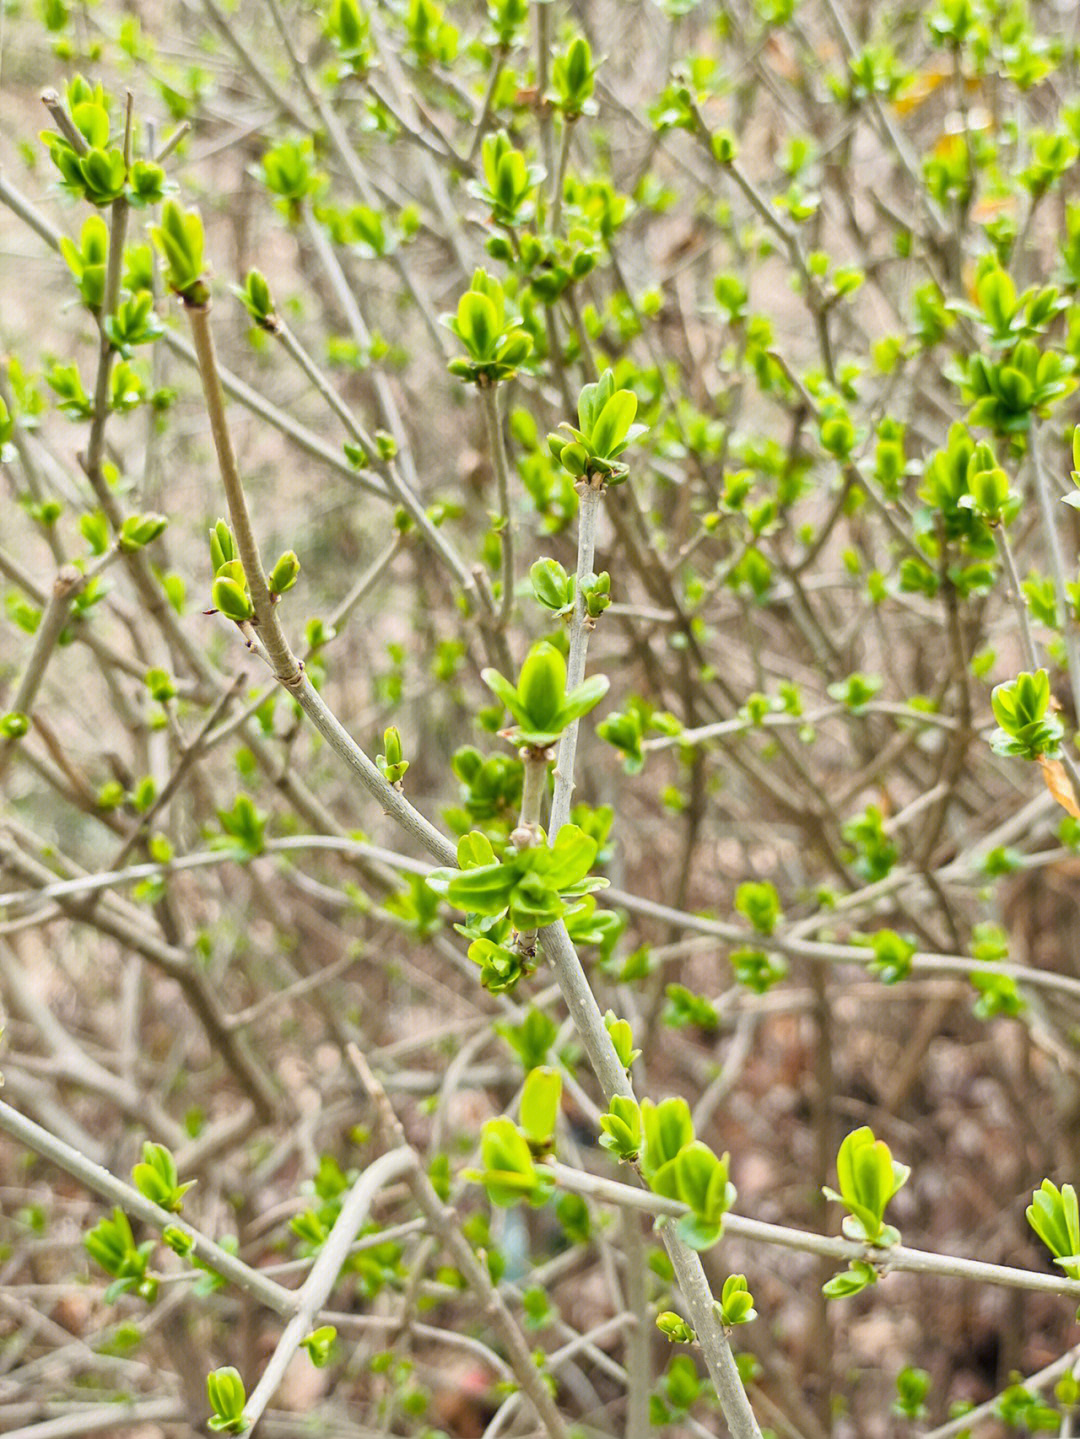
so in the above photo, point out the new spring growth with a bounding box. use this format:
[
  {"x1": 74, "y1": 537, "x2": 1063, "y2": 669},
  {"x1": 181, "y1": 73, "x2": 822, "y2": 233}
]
[
  {"x1": 547, "y1": 370, "x2": 647, "y2": 485},
  {"x1": 41, "y1": 76, "x2": 168, "y2": 210},
  {"x1": 118, "y1": 512, "x2": 168, "y2": 552},
  {"x1": 716, "y1": 1274, "x2": 757, "y2": 1327},
  {"x1": 469, "y1": 132, "x2": 545, "y2": 229},
  {"x1": 301, "y1": 1326, "x2": 338, "y2": 1368},
  {"x1": 519, "y1": 1065, "x2": 562, "y2": 1155},
  {"x1": 599, "y1": 1095, "x2": 642, "y2": 1161},
  {"x1": 151, "y1": 199, "x2": 210, "y2": 306},
  {"x1": 131, "y1": 1141, "x2": 194, "y2": 1213},
  {"x1": 637, "y1": 1097, "x2": 736, "y2": 1251},
  {"x1": 376, "y1": 726, "x2": 409, "y2": 787},
  {"x1": 823, "y1": 1126, "x2": 909, "y2": 1247},
  {"x1": 656, "y1": 1310, "x2": 696, "y2": 1344},
  {"x1": 1064, "y1": 425, "x2": 1080, "y2": 508},
  {"x1": 207, "y1": 519, "x2": 277, "y2": 624},
  {"x1": 444, "y1": 269, "x2": 533, "y2": 385},
  {"x1": 207, "y1": 1366, "x2": 249, "y2": 1433},
  {"x1": 325, "y1": 0, "x2": 374, "y2": 74},
  {"x1": 268, "y1": 550, "x2": 300, "y2": 597},
  {"x1": 1026, "y1": 1180, "x2": 1080, "y2": 1281},
  {"x1": 531, "y1": 557, "x2": 611, "y2": 623},
  {"x1": 259, "y1": 138, "x2": 323, "y2": 224},
  {"x1": 428, "y1": 824, "x2": 606, "y2": 932},
  {"x1": 549, "y1": 36, "x2": 598, "y2": 118},
  {"x1": 989, "y1": 669, "x2": 1064, "y2": 759},
  {"x1": 819, "y1": 1127, "x2": 910, "y2": 1299},
  {"x1": 233, "y1": 269, "x2": 278, "y2": 332},
  {"x1": 481, "y1": 641, "x2": 609, "y2": 747},
  {"x1": 466, "y1": 1115, "x2": 555, "y2": 1207},
  {"x1": 212, "y1": 570, "x2": 255, "y2": 623},
  {"x1": 60, "y1": 215, "x2": 108, "y2": 310},
  {"x1": 603, "y1": 1010, "x2": 640, "y2": 1070},
  {"x1": 485, "y1": 0, "x2": 529, "y2": 48},
  {"x1": 209, "y1": 519, "x2": 237, "y2": 574},
  {"x1": 959, "y1": 440, "x2": 1018, "y2": 525},
  {"x1": 84, "y1": 1208, "x2": 158, "y2": 1304}
]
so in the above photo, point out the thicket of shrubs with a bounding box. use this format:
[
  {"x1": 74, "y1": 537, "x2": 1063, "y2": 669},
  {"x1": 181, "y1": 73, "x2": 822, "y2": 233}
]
[{"x1": 4, "y1": 1, "x2": 1080, "y2": 1435}]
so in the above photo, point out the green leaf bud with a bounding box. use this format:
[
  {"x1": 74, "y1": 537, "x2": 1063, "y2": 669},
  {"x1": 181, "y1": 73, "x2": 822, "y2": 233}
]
[
  {"x1": 530, "y1": 557, "x2": 573, "y2": 612},
  {"x1": 210, "y1": 519, "x2": 236, "y2": 574},
  {"x1": 519, "y1": 1065, "x2": 562, "y2": 1152},
  {"x1": 517, "y1": 641, "x2": 567, "y2": 732},
  {"x1": 300, "y1": 1325, "x2": 338, "y2": 1368},
  {"x1": 656, "y1": 1311, "x2": 697, "y2": 1343},
  {"x1": 234, "y1": 269, "x2": 276, "y2": 328},
  {"x1": 151, "y1": 199, "x2": 209, "y2": 304},
  {"x1": 377, "y1": 726, "x2": 409, "y2": 785},
  {"x1": 603, "y1": 1010, "x2": 641, "y2": 1070},
  {"x1": 590, "y1": 388, "x2": 638, "y2": 459},
  {"x1": 0, "y1": 711, "x2": 30, "y2": 739},
  {"x1": 268, "y1": 549, "x2": 300, "y2": 595},
  {"x1": 206, "y1": 1366, "x2": 249, "y2": 1433},
  {"x1": 119, "y1": 511, "x2": 168, "y2": 552},
  {"x1": 211, "y1": 575, "x2": 255, "y2": 622}
]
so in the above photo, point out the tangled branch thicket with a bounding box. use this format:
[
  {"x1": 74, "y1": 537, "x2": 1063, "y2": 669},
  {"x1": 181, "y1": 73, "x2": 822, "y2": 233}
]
[{"x1": 4, "y1": 0, "x2": 1080, "y2": 1435}]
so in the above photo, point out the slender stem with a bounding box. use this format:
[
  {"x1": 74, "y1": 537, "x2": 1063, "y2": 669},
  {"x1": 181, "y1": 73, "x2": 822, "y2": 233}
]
[
  {"x1": 4, "y1": 1398, "x2": 184, "y2": 1439},
  {"x1": 922, "y1": 1342, "x2": 1080, "y2": 1439},
  {"x1": 511, "y1": 744, "x2": 553, "y2": 957},
  {"x1": 1030, "y1": 421, "x2": 1080, "y2": 719},
  {"x1": 349, "y1": 1046, "x2": 571, "y2": 1439},
  {"x1": 108, "y1": 672, "x2": 247, "y2": 870},
  {"x1": 290, "y1": 682, "x2": 458, "y2": 864},
  {"x1": 185, "y1": 302, "x2": 301, "y2": 683},
  {"x1": 1026, "y1": 423, "x2": 1080, "y2": 801},
  {"x1": 0, "y1": 828, "x2": 281, "y2": 1118},
  {"x1": 204, "y1": 535, "x2": 401, "y2": 751},
  {"x1": 547, "y1": 1162, "x2": 1080, "y2": 1300},
  {"x1": 256, "y1": 1, "x2": 454, "y2": 345},
  {"x1": 0, "y1": 169, "x2": 384, "y2": 494},
  {"x1": 165, "y1": 326, "x2": 385, "y2": 494},
  {"x1": 622, "y1": 1208, "x2": 651, "y2": 1439},
  {"x1": 301, "y1": 213, "x2": 476, "y2": 593},
  {"x1": 82, "y1": 194, "x2": 129, "y2": 518},
  {"x1": 14, "y1": 831, "x2": 1080, "y2": 1006},
  {"x1": 153, "y1": 120, "x2": 190, "y2": 164},
  {"x1": 663, "y1": 1236, "x2": 762, "y2": 1438},
  {"x1": 469, "y1": 44, "x2": 508, "y2": 161},
  {"x1": 995, "y1": 523, "x2": 1039, "y2": 672},
  {"x1": 533, "y1": 923, "x2": 762, "y2": 1438},
  {"x1": 40, "y1": 88, "x2": 87, "y2": 154},
  {"x1": 551, "y1": 117, "x2": 574, "y2": 233},
  {"x1": 815, "y1": 0, "x2": 948, "y2": 242},
  {"x1": 535, "y1": 0, "x2": 555, "y2": 186},
  {"x1": 0, "y1": 1100, "x2": 294, "y2": 1316},
  {"x1": 549, "y1": 482, "x2": 602, "y2": 835},
  {"x1": 276, "y1": 319, "x2": 379, "y2": 453},
  {"x1": 601, "y1": 884, "x2": 1080, "y2": 1003},
  {"x1": 517, "y1": 746, "x2": 550, "y2": 843},
  {"x1": 643, "y1": 701, "x2": 960, "y2": 752},
  {"x1": 480, "y1": 383, "x2": 516, "y2": 629},
  {"x1": 0, "y1": 566, "x2": 83, "y2": 781},
  {"x1": 199, "y1": 0, "x2": 311, "y2": 128},
  {"x1": 241, "y1": 1146, "x2": 417, "y2": 1432}
]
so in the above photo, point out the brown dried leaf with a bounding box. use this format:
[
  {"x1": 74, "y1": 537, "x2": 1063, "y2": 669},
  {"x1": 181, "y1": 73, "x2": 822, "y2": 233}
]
[{"x1": 1038, "y1": 755, "x2": 1080, "y2": 818}]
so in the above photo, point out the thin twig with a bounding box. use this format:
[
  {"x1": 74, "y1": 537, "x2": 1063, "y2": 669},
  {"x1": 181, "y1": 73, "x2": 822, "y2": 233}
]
[
  {"x1": 549, "y1": 482, "x2": 603, "y2": 834},
  {"x1": 241, "y1": 1146, "x2": 417, "y2": 1432}
]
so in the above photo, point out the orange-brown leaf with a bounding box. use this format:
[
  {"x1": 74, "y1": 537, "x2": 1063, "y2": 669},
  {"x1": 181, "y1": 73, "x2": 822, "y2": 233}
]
[{"x1": 1038, "y1": 755, "x2": 1080, "y2": 819}]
